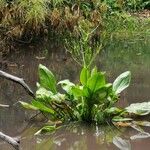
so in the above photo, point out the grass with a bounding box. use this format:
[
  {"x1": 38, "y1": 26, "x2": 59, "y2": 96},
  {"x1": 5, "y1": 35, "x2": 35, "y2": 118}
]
[{"x1": 0, "y1": 0, "x2": 149, "y2": 44}]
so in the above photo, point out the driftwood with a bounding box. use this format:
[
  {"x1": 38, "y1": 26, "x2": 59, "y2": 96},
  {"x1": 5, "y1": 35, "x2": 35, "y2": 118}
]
[
  {"x1": 0, "y1": 70, "x2": 36, "y2": 149},
  {"x1": 0, "y1": 70, "x2": 35, "y2": 98},
  {"x1": 0, "y1": 132, "x2": 19, "y2": 150}
]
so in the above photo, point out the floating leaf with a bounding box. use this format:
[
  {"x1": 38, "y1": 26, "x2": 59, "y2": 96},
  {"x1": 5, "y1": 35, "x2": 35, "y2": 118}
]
[
  {"x1": 125, "y1": 102, "x2": 150, "y2": 116},
  {"x1": 113, "y1": 71, "x2": 131, "y2": 94},
  {"x1": 39, "y1": 64, "x2": 57, "y2": 94}
]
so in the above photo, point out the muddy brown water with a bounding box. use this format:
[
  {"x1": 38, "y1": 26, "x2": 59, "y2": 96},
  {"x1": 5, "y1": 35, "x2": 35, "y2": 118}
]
[{"x1": 0, "y1": 36, "x2": 150, "y2": 150}]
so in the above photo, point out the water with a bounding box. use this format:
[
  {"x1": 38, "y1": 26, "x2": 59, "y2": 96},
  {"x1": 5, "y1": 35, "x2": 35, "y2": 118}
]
[{"x1": 0, "y1": 35, "x2": 150, "y2": 150}]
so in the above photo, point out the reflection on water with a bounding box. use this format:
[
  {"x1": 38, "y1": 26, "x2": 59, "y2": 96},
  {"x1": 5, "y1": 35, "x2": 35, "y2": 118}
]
[{"x1": 0, "y1": 36, "x2": 150, "y2": 149}]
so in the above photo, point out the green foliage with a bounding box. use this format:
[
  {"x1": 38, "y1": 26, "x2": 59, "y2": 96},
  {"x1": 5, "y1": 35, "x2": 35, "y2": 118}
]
[
  {"x1": 65, "y1": 19, "x2": 102, "y2": 67},
  {"x1": 113, "y1": 71, "x2": 131, "y2": 94},
  {"x1": 20, "y1": 64, "x2": 131, "y2": 124},
  {"x1": 125, "y1": 102, "x2": 150, "y2": 116},
  {"x1": 38, "y1": 64, "x2": 57, "y2": 94},
  {"x1": 35, "y1": 125, "x2": 56, "y2": 135}
]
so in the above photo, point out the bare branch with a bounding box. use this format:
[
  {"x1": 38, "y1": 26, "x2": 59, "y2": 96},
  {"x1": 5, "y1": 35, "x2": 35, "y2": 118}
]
[
  {"x1": 0, "y1": 132, "x2": 19, "y2": 150},
  {"x1": 0, "y1": 70, "x2": 35, "y2": 98},
  {"x1": 0, "y1": 104, "x2": 9, "y2": 108}
]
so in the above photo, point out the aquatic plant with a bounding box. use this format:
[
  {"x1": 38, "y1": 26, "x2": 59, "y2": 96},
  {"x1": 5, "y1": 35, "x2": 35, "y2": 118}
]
[{"x1": 19, "y1": 64, "x2": 131, "y2": 124}]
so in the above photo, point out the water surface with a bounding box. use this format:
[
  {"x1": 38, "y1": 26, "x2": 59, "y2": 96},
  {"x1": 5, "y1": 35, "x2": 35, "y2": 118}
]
[{"x1": 0, "y1": 36, "x2": 150, "y2": 149}]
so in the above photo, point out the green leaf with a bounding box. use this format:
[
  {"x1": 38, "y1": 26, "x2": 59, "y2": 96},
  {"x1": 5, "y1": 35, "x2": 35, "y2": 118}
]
[
  {"x1": 112, "y1": 116, "x2": 133, "y2": 122},
  {"x1": 91, "y1": 66, "x2": 97, "y2": 76},
  {"x1": 36, "y1": 87, "x2": 53, "y2": 102},
  {"x1": 19, "y1": 101, "x2": 38, "y2": 110},
  {"x1": 58, "y1": 79, "x2": 75, "y2": 93},
  {"x1": 125, "y1": 102, "x2": 150, "y2": 116},
  {"x1": 105, "y1": 107, "x2": 123, "y2": 115},
  {"x1": 32, "y1": 100, "x2": 54, "y2": 114},
  {"x1": 50, "y1": 93, "x2": 65, "y2": 103},
  {"x1": 87, "y1": 73, "x2": 105, "y2": 93},
  {"x1": 39, "y1": 64, "x2": 57, "y2": 94},
  {"x1": 80, "y1": 67, "x2": 90, "y2": 85},
  {"x1": 35, "y1": 125, "x2": 56, "y2": 135},
  {"x1": 113, "y1": 71, "x2": 131, "y2": 94},
  {"x1": 72, "y1": 86, "x2": 83, "y2": 98}
]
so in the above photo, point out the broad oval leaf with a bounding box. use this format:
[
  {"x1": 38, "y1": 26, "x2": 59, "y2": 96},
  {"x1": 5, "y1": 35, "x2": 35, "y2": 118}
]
[
  {"x1": 125, "y1": 102, "x2": 150, "y2": 116},
  {"x1": 80, "y1": 67, "x2": 90, "y2": 85},
  {"x1": 39, "y1": 64, "x2": 57, "y2": 94},
  {"x1": 113, "y1": 71, "x2": 131, "y2": 94},
  {"x1": 87, "y1": 73, "x2": 105, "y2": 93},
  {"x1": 72, "y1": 86, "x2": 84, "y2": 98}
]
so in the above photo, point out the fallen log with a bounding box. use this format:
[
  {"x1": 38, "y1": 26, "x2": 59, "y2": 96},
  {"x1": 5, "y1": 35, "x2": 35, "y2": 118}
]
[
  {"x1": 0, "y1": 70, "x2": 35, "y2": 98},
  {"x1": 0, "y1": 132, "x2": 19, "y2": 150}
]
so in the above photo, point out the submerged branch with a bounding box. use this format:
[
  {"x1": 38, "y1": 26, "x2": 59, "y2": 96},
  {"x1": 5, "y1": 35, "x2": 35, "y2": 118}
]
[
  {"x1": 0, "y1": 132, "x2": 19, "y2": 150},
  {"x1": 0, "y1": 70, "x2": 35, "y2": 98}
]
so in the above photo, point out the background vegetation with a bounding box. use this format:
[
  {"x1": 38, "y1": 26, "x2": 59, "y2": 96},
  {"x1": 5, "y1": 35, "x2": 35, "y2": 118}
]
[{"x1": 0, "y1": 0, "x2": 149, "y2": 45}]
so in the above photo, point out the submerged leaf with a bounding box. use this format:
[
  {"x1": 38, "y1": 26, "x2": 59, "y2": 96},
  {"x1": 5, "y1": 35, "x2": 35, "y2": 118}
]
[
  {"x1": 39, "y1": 64, "x2": 57, "y2": 94},
  {"x1": 130, "y1": 132, "x2": 150, "y2": 140},
  {"x1": 113, "y1": 122, "x2": 131, "y2": 127},
  {"x1": 125, "y1": 102, "x2": 150, "y2": 116},
  {"x1": 113, "y1": 71, "x2": 131, "y2": 94},
  {"x1": 113, "y1": 137, "x2": 131, "y2": 150},
  {"x1": 130, "y1": 124, "x2": 144, "y2": 133},
  {"x1": 35, "y1": 125, "x2": 56, "y2": 135},
  {"x1": 132, "y1": 121, "x2": 150, "y2": 127}
]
